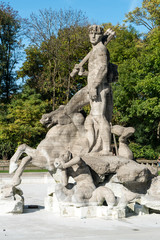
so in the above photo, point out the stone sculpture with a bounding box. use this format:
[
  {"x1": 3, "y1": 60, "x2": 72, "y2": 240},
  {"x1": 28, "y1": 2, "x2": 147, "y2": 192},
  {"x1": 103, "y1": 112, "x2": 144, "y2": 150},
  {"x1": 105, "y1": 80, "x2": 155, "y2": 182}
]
[
  {"x1": 40, "y1": 26, "x2": 118, "y2": 155},
  {"x1": 0, "y1": 185, "x2": 23, "y2": 214},
  {"x1": 111, "y1": 125, "x2": 135, "y2": 159},
  {"x1": 1, "y1": 24, "x2": 160, "y2": 217},
  {"x1": 54, "y1": 150, "x2": 116, "y2": 207},
  {"x1": 9, "y1": 112, "x2": 88, "y2": 186}
]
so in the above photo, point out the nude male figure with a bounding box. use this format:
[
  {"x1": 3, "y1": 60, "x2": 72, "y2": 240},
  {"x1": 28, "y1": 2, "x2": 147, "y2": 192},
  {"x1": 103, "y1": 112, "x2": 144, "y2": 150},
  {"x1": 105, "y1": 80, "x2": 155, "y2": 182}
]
[
  {"x1": 53, "y1": 150, "x2": 116, "y2": 207},
  {"x1": 41, "y1": 25, "x2": 117, "y2": 155},
  {"x1": 75, "y1": 25, "x2": 113, "y2": 154},
  {"x1": 54, "y1": 151, "x2": 96, "y2": 203}
]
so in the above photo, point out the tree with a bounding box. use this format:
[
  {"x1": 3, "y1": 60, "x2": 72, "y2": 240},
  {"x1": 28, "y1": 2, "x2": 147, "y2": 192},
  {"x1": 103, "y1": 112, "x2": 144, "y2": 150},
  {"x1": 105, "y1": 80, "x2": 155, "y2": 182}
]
[
  {"x1": 0, "y1": 2, "x2": 22, "y2": 103},
  {"x1": 108, "y1": 24, "x2": 160, "y2": 159},
  {"x1": 24, "y1": 8, "x2": 88, "y2": 46},
  {"x1": 55, "y1": 25, "x2": 90, "y2": 102},
  {"x1": 117, "y1": 0, "x2": 160, "y2": 158},
  {"x1": 124, "y1": 0, "x2": 160, "y2": 31},
  {"x1": 19, "y1": 8, "x2": 90, "y2": 109},
  {"x1": 0, "y1": 85, "x2": 49, "y2": 159}
]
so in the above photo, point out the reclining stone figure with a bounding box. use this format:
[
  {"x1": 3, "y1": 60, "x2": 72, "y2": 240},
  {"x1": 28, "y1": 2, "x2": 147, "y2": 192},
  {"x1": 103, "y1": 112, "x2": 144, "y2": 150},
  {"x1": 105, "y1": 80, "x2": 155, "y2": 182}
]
[{"x1": 54, "y1": 150, "x2": 116, "y2": 207}]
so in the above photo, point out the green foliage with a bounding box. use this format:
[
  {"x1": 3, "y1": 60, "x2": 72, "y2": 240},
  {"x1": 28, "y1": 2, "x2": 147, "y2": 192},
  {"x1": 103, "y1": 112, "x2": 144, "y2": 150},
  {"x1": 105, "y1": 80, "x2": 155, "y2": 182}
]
[
  {"x1": 129, "y1": 142, "x2": 158, "y2": 159},
  {"x1": 110, "y1": 24, "x2": 160, "y2": 154},
  {"x1": 124, "y1": 0, "x2": 160, "y2": 31},
  {"x1": 18, "y1": 29, "x2": 90, "y2": 110},
  {"x1": 1, "y1": 4, "x2": 160, "y2": 160},
  {"x1": 0, "y1": 86, "x2": 50, "y2": 159},
  {"x1": 104, "y1": 24, "x2": 141, "y2": 64},
  {"x1": 19, "y1": 8, "x2": 90, "y2": 110},
  {"x1": 0, "y1": 1, "x2": 22, "y2": 103}
]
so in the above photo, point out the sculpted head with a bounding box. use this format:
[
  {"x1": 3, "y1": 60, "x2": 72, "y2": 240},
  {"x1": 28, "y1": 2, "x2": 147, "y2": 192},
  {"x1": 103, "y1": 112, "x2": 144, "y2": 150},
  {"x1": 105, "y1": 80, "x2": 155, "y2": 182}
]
[
  {"x1": 89, "y1": 25, "x2": 104, "y2": 46},
  {"x1": 54, "y1": 150, "x2": 72, "y2": 169}
]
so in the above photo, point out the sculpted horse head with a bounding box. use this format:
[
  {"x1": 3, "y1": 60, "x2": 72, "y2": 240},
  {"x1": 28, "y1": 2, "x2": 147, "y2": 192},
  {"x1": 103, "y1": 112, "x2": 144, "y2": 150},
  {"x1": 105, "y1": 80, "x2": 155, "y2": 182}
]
[{"x1": 40, "y1": 105, "x2": 65, "y2": 128}]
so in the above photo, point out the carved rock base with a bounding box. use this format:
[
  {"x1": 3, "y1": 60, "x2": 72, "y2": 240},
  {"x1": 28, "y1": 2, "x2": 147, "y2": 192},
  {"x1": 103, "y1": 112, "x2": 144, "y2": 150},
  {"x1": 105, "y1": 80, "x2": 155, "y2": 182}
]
[
  {"x1": 127, "y1": 202, "x2": 149, "y2": 215},
  {"x1": 45, "y1": 193, "x2": 152, "y2": 219},
  {"x1": 0, "y1": 185, "x2": 24, "y2": 214},
  {"x1": 0, "y1": 195, "x2": 24, "y2": 214},
  {"x1": 140, "y1": 195, "x2": 160, "y2": 212},
  {"x1": 44, "y1": 195, "x2": 126, "y2": 219}
]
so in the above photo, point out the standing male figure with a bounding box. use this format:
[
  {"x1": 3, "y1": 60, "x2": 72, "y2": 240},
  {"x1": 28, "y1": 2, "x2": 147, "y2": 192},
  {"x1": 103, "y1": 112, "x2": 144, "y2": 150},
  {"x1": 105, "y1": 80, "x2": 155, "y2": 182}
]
[
  {"x1": 74, "y1": 25, "x2": 114, "y2": 155},
  {"x1": 41, "y1": 25, "x2": 117, "y2": 155}
]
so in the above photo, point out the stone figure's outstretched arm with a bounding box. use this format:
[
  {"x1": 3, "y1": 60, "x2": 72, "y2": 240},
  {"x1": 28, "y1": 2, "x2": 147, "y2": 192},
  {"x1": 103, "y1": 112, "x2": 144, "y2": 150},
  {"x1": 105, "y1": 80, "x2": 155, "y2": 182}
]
[
  {"x1": 70, "y1": 52, "x2": 90, "y2": 77},
  {"x1": 72, "y1": 54, "x2": 108, "y2": 83},
  {"x1": 54, "y1": 156, "x2": 81, "y2": 170},
  {"x1": 63, "y1": 156, "x2": 81, "y2": 169},
  {"x1": 73, "y1": 64, "x2": 88, "y2": 77}
]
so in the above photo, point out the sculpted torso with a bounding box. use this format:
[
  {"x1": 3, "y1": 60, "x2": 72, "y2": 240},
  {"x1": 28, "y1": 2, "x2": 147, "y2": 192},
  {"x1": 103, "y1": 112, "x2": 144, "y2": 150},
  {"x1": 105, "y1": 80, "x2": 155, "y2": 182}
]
[{"x1": 88, "y1": 42, "x2": 108, "y2": 103}]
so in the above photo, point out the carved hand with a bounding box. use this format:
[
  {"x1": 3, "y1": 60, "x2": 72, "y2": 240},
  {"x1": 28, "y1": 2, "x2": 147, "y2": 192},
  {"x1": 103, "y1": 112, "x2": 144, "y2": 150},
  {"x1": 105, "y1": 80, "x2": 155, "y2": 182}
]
[
  {"x1": 74, "y1": 64, "x2": 80, "y2": 70},
  {"x1": 74, "y1": 65, "x2": 88, "y2": 76},
  {"x1": 89, "y1": 88, "x2": 97, "y2": 101},
  {"x1": 54, "y1": 158, "x2": 65, "y2": 169},
  {"x1": 78, "y1": 66, "x2": 85, "y2": 76}
]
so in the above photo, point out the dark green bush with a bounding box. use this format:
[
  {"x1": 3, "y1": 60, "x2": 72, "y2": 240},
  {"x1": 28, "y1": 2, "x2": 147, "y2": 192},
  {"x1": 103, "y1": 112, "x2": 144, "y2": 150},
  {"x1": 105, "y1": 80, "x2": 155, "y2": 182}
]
[{"x1": 129, "y1": 142, "x2": 159, "y2": 160}]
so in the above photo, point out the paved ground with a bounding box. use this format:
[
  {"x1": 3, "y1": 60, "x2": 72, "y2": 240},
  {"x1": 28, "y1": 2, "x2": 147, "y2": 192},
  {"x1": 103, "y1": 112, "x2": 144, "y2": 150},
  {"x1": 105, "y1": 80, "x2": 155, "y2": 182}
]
[{"x1": 0, "y1": 173, "x2": 160, "y2": 240}]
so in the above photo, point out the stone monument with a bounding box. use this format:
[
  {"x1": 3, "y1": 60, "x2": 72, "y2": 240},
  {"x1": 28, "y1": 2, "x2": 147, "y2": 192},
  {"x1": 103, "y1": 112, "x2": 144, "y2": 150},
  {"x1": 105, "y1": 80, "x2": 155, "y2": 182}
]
[{"x1": 1, "y1": 25, "x2": 160, "y2": 218}]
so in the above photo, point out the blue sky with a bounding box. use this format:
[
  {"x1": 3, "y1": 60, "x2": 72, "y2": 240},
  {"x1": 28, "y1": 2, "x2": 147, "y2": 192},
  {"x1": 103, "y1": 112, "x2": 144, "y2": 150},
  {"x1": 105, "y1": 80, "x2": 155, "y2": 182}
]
[
  {"x1": 9, "y1": 0, "x2": 143, "y2": 27},
  {"x1": 8, "y1": 0, "x2": 144, "y2": 73}
]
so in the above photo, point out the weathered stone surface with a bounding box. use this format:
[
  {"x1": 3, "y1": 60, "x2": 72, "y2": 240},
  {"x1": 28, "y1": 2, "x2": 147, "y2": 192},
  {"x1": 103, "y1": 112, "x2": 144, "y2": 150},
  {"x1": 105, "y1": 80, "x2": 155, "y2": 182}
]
[
  {"x1": 89, "y1": 186, "x2": 116, "y2": 207},
  {"x1": 0, "y1": 185, "x2": 23, "y2": 199},
  {"x1": 105, "y1": 180, "x2": 140, "y2": 207},
  {"x1": 139, "y1": 176, "x2": 160, "y2": 211},
  {"x1": 45, "y1": 194, "x2": 126, "y2": 219},
  {"x1": 83, "y1": 155, "x2": 129, "y2": 175},
  {"x1": 146, "y1": 176, "x2": 160, "y2": 197},
  {"x1": 6, "y1": 24, "x2": 159, "y2": 218},
  {"x1": 0, "y1": 185, "x2": 24, "y2": 214},
  {"x1": 0, "y1": 197, "x2": 23, "y2": 214},
  {"x1": 111, "y1": 125, "x2": 135, "y2": 159},
  {"x1": 40, "y1": 105, "x2": 66, "y2": 128},
  {"x1": 127, "y1": 202, "x2": 149, "y2": 215},
  {"x1": 116, "y1": 162, "x2": 152, "y2": 183},
  {"x1": 141, "y1": 195, "x2": 160, "y2": 211}
]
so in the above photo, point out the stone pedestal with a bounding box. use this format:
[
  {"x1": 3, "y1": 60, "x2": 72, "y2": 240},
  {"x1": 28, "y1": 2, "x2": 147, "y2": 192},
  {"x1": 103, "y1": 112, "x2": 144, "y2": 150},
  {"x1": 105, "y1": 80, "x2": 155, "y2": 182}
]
[
  {"x1": 44, "y1": 195, "x2": 126, "y2": 219},
  {"x1": 141, "y1": 195, "x2": 160, "y2": 212},
  {"x1": 0, "y1": 195, "x2": 24, "y2": 214},
  {"x1": 127, "y1": 202, "x2": 149, "y2": 215},
  {"x1": 0, "y1": 185, "x2": 24, "y2": 214}
]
